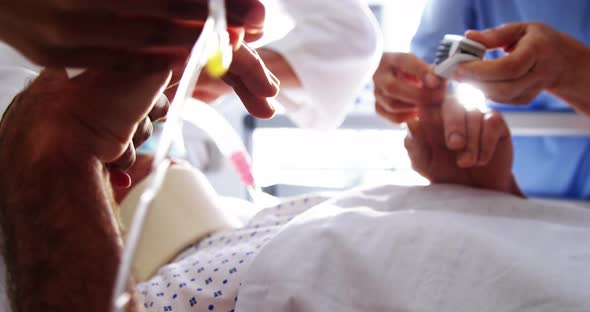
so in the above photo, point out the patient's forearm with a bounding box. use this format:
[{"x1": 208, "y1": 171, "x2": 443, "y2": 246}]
[{"x1": 0, "y1": 105, "x2": 140, "y2": 311}]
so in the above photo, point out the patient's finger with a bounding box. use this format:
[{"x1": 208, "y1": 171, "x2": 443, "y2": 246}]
[
  {"x1": 457, "y1": 110, "x2": 483, "y2": 168},
  {"x1": 478, "y1": 111, "x2": 509, "y2": 166},
  {"x1": 110, "y1": 169, "x2": 132, "y2": 188},
  {"x1": 125, "y1": 154, "x2": 156, "y2": 187},
  {"x1": 375, "y1": 90, "x2": 417, "y2": 113},
  {"x1": 379, "y1": 74, "x2": 431, "y2": 105},
  {"x1": 404, "y1": 119, "x2": 431, "y2": 177},
  {"x1": 133, "y1": 117, "x2": 154, "y2": 148},
  {"x1": 109, "y1": 142, "x2": 136, "y2": 171},
  {"x1": 384, "y1": 52, "x2": 442, "y2": 89},
  {"x1": 375, "y1": 104, "x2": 416, "y2": 124},
  {"x1": 149, "y1": 94, "x2": 170, "y2": 122},
  {"x1": 441, "y1": 97, "x2": 467, "y2": 151}
]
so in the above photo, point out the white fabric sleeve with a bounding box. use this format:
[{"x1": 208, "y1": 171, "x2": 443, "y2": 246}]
[{"x1": 264, "y1": 0, "x2": 383, "y2": 129}]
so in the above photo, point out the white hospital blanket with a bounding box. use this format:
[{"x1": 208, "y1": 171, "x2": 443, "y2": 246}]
[
  {"x1": 2, "y1": 184, "x2": 590, "y2": 311},
  {"x1": 237, "y1": 184, "x2": 590, "y2": 312}
]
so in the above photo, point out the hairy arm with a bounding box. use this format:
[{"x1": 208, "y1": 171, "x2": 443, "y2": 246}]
[
  {"x1": 0, "y1": 68, "x2": 167, "y2": 311},
  {"x1": 0, "y1": 145, "x2": 131, "y2": 311},
  {"x1": 546, "y1": 38, "x2": 590, "y2": 117}
]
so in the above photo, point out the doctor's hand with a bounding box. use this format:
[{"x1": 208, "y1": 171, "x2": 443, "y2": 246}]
[
  {"x1": 168, "y1": 42, "x2": 279, "y2": 119},
  {"x1": 405, "y1": 97, "x2": 523, "y2": 196},
  {"x1": 0, "y1": 0, "x2": 265, "y2": 68},
  {"x1": 373, "y1": 52, "x2": 445, "y2": 124},
  {"x1": 457, "y1": 22, "x2": 590, "y2": 115}
]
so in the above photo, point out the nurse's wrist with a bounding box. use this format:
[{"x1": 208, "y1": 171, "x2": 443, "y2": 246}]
[{"x1": 547, "y1": 33, "x2": 590, "y2": 116}]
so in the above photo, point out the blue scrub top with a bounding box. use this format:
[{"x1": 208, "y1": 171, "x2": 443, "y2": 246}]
[{"x1": 411, "y1": 0, "x2": 590, "y2": 199}]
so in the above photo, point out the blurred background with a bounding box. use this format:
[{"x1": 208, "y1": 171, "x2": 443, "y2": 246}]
[{"x1": 201, "y1": 0, "x2": 432, "y2": 199}]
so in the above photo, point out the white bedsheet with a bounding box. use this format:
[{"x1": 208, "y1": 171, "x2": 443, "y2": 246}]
[{"x1": 237, "y1": 184, "x2": 590, "y2": 312}]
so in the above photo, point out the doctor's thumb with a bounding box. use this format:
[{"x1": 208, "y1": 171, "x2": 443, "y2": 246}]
[{"x1": 465, "y1": 23, "x2": 527, "y2": 50}]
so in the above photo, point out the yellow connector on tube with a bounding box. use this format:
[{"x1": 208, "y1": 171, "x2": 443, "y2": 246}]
[{"x1": 206, "y1": 45, "x2": 232, "y2": 78}]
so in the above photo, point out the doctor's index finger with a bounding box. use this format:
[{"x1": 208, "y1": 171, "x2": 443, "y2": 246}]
[
  {"x1": 457, "y1": 34, "x2": 537, "y2": 82},
  {"x1": 227, "y1": 43, "x2": 279, "y2": 98},
  {"x1": 465, "y1": 23, "x2": 528, "y2": 50}
]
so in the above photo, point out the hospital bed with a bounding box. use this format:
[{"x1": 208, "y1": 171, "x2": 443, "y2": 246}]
[{"x1": 2, "y1": 111, "x2": 590, "y2": 311}]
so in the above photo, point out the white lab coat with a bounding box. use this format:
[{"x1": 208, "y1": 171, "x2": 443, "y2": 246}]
[
  {"x1": 262, "y1": 0, "x2": 382, "y2": 129},
  {"x1": 186, "y1": 0, "x2": 382, "y2": 196}
]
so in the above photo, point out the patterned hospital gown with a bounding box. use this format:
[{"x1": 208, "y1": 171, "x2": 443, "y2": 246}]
[{"x1": 137, "y1": 195, "x2": 329, "y2": 312}]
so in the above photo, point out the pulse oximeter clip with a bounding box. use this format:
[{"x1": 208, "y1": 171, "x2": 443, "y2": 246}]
[{"x1": 434, "y1": 34, "x2": 486, "y2": 79}]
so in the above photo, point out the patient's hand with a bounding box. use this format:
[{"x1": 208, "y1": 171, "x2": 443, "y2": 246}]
[{"x1": 405, "y1": 97, "x2": 523, "y2": 196}]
